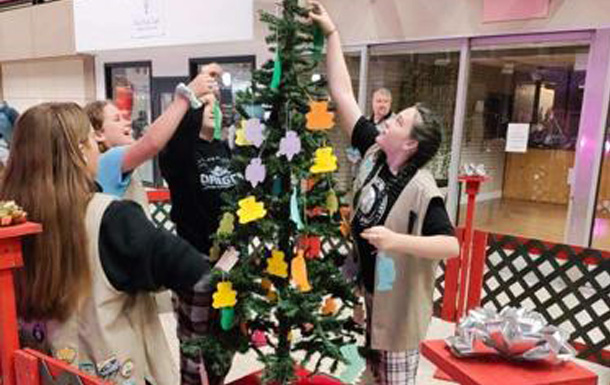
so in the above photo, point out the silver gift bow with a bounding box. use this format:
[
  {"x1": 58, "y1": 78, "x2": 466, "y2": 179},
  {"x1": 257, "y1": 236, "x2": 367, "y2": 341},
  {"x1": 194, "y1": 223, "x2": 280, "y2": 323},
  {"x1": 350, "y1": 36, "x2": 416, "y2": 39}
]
[
  {"x1": 446, "y1": 307, "x2": 576, "y2": 365},
  {"x1": 461, "y1": 163, "x2": 487, "y2": 177}
]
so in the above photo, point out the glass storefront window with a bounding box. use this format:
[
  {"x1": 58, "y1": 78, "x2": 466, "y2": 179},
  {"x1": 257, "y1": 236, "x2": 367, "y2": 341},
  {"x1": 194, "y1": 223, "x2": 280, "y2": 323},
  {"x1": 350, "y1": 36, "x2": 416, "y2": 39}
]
[
  {"x1": 592, "y1": 108, "x2": 610, "y2": 251},
  {"x1": 105, "y1": 62, "x2": 154, "y2": 184},
  {"x1": 366, "y1": 49, "x2": 460, "y2": 188},
  {"x1": 458, "y1": 44, "x2": 590, "y2": 243},
  {"x1": 190, "y1": 56, "x2": 256, "y2": 128}
]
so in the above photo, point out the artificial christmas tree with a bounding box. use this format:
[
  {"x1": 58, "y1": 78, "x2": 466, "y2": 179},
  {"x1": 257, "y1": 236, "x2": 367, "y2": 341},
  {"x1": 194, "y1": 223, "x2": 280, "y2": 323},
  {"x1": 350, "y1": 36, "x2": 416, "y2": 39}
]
[{"x1": 183, "y1": 1, "x2": 362, "y2": 384}]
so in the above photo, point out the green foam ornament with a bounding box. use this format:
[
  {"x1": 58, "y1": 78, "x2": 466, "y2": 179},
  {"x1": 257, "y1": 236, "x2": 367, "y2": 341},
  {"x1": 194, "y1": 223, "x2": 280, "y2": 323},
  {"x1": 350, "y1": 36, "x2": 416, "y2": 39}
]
[
  {"x1": 213, "y1": 101, "x2": 222, "y2": 140},
  {"x1": 326, "y1": 190, "x2": 339, "y2": 215},
  {"x1": 217, "y1": 213, "x2": 235, "y2": 236},
  {"x1": 313, "y1": 26, "x2": 325, "y2": 61},
  {"x1": 220, "y1": 307, "x2": 235, "y2": 331}
]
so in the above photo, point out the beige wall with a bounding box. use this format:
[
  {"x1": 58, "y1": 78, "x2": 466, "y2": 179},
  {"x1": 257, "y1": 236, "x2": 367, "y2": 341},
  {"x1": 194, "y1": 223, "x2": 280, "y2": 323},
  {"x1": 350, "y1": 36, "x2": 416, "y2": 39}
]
[
  {"x1": 323, "y1": 0, "x2": 610, "y2": 46},
  {"x1": 4, "y1": 0, "x2": 610, "y2": 65},
  {"x1": 0, "y1": 0, "x2": 74, "y2": 62},
  {"x1": 1, "y1": 56, "x2": 96, "y2": 112}
]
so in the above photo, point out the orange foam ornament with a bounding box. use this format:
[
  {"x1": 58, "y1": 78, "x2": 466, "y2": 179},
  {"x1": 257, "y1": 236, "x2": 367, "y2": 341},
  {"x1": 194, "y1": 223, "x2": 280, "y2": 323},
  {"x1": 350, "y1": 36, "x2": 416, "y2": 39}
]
[
  {"x1": 306, "y1": 101, "x2": 335, "y2": 131},
  {"x1": 321, "y1": 297, "x2": 338, "y2": 316},
  {"x1": 261, "y1": 278, "x2": 273, "y2": 291},
  {"x1": 340, "y1": 220, "x2": 351, "y2": 237},
  {"x1": 291, "y1": 250, "x2": 312, "y2": 292},
  {"x1": 267, "y1": 290, "x2": 278, "y2": 303}
]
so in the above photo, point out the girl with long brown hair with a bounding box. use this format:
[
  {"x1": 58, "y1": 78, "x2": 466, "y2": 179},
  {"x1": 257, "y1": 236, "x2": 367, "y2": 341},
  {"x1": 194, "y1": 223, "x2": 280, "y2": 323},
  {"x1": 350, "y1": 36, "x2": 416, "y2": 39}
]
[{"x1": 1, "y1": 102, "x2": 210, "y2": 385}]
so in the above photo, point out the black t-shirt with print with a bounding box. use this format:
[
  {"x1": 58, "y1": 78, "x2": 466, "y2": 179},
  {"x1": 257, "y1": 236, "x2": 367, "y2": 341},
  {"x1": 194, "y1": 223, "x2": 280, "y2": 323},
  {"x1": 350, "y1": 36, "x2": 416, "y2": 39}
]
[
  {"x1": 351, "y1": 116, "x2": 454, "y2": 293},
  {"x1": 160, "y1": 109, "x2": 239, "y2": 254}
]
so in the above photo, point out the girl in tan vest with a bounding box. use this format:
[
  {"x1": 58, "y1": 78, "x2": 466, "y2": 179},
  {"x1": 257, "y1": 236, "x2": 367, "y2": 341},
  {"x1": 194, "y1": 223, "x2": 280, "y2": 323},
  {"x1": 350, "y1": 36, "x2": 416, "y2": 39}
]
[
  {"x1": 1, "y1": 103, "x2": 211, "y2": 385},
  {"x1": 310, "y1": 2, "x2": 460, "y2": 384}
]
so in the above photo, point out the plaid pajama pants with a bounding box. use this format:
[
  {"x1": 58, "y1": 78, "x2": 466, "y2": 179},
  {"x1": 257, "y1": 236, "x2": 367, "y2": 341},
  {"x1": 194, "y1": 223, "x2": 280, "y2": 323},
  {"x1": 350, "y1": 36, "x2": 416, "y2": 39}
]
[
  {"x1": 175, "y1": 276, "x2": 232, "y2": 385},
  {"x1": 364, "y1": 293, "x2": 421, "y2": 385}
]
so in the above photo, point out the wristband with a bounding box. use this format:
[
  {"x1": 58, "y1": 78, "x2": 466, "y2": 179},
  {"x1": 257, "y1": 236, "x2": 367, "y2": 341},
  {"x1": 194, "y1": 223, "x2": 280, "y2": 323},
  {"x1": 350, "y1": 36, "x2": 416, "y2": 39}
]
[{"x1": 175, "y1": 83, "x2": 203, "y2": 109}]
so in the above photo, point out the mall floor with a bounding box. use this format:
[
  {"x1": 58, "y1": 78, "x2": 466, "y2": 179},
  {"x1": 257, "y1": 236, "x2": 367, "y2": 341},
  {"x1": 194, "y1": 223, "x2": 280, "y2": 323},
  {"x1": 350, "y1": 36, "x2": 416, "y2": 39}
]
[
  {"x1": 458, "y1": 198, "x2": 610, "y2": 251},
  {"x1": 158, "y1": 312, "x2": 610, "y2": 384},
  {"x1": 154, "y1": 197, "x2": 610, "y2": 384}
]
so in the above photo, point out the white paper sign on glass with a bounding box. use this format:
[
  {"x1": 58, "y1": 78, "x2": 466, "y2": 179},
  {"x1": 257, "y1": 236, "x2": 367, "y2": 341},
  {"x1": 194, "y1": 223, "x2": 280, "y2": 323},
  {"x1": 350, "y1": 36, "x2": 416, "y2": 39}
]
[
  {"x1": 73, "y1": 0, "x2": 253, "y2": 52},
  {"x1": 505, "y1": 123, "x2": 530, "y2": 153}
]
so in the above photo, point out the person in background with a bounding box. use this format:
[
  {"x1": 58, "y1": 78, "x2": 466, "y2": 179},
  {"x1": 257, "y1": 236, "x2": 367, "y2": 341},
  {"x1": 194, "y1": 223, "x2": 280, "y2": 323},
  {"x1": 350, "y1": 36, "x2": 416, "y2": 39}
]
[
  {"x1": 84, "y1": 64, "x2": 221, "y2": 210},
  {"x1": 2, "y1": 102, "x2": 211, "y2": 385},
  {"x1": 159, "y1": 91, "x2": 239, "y2": 385},
  {"x1": 310, "y1": 2, "x2": 460, "y2": 385},
  {"x1": 370, "y1": 87, "x2": 395, "y2": 130},
  {"x1": 0, "y1": 101, "x2": 18, "y2": 168}
]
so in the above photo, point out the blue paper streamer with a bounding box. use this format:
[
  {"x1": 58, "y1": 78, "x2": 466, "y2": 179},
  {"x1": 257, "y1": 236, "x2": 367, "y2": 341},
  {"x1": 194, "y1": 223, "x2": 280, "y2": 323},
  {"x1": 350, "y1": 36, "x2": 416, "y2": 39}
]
[
  {"x1": 376, "y1": 253, "x2": 396, "y2": 292},
  {"x1": 339, "y1": 344, "x2": 366, "y2": 384},
  {"x1": 290, "y1": 187, "x2": 305, "y2": 230}
]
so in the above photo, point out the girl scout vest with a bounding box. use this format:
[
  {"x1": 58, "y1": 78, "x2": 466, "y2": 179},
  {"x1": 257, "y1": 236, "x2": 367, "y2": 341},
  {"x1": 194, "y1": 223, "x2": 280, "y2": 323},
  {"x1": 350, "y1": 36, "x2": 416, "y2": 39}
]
[
  {"x1": 124, "y1": 171, "x2": 151, "y2": 220},
  {"x1": 353, "y1": 145, "x2": 444, "y2": 351},
  {"x1": 44, "y1": 193, "x2": 178, "y2": 385}
]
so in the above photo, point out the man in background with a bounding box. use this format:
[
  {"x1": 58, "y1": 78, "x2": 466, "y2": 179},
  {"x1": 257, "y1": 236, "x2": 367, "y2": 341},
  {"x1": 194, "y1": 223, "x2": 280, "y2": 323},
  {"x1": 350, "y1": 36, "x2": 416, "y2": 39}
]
[{"x1": 369, "y1": 87, "x2": 395, "y2": 130}]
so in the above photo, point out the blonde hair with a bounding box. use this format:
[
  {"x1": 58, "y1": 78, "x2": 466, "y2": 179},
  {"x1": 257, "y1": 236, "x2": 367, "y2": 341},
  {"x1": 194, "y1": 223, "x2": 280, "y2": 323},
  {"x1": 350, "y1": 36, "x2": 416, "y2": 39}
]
[
  {"x1": 84, "y1": 100, "x2": 111, "y2": 152},
  {"x1": 373, "y1": 87, "x2": 392, "y2": 100},
  {"x1": 1, "y1": 102, "x2": 95, "y2": 321}
]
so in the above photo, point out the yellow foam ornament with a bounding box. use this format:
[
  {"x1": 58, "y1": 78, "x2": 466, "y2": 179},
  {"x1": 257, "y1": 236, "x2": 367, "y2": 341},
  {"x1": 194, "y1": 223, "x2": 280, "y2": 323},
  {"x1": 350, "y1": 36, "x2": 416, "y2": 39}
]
[
  {"x1": 237, "y1": 196, "x2": 267, "y2": 224},
  {"x1": 212, "y1": 281, "x2": 237, "y2": 309},
  {"x1": 306, "y1": 101, "x2": 335, "y2": 131},
  {"x1": 267, "y1": 250, "x2": 289, "y2": 278},
  {"x1": 235, "y1": 121, "x2": 252, "y2": 146},
  {"x1": 310, "y1": 147, "x2": 338, "y2": 174},
  {"x1": 291, "y1": 250, "x2": 312, "y2": 292}
]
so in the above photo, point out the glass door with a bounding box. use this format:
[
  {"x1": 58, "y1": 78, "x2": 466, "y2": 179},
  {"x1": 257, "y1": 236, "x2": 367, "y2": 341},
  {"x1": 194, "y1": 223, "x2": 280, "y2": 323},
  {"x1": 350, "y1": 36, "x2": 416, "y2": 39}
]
[
  {"x1": 457, "y1": 39, "x2": 590, "y2": 243},
  {"x1": 105, "y1": 61, "x2": 154, "y2": 184},
  {"x1": 366, "y1": 42, "x2": 462, "y2": 196}
]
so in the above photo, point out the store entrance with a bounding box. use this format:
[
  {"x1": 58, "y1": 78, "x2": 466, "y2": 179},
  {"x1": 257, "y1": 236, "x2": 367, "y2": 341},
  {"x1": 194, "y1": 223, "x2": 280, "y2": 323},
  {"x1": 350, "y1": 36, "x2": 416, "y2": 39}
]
[{"x1": 457, "y1": 43, "x2": 591, "y2": 243}]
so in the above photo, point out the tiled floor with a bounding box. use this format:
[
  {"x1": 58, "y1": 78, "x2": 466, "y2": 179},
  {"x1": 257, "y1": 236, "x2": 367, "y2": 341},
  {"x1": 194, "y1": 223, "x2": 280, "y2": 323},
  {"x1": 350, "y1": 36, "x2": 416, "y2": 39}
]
[{"x1": 159, "y1": 313, "x2": 610, "y2": 384}]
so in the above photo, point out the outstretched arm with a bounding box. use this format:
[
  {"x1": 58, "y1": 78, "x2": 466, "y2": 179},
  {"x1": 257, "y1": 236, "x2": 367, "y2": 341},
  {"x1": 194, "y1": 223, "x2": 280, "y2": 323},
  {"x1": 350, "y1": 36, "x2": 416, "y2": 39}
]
[
  {"x1": 121, "y1": 64, "x2": 222, "y2": 173},
  {"x1": 362, "y1": 226, "x2": 460, "y2": 260},
  {"x1": 309, "y1": 1, "x2": 361, "y2": 139}
]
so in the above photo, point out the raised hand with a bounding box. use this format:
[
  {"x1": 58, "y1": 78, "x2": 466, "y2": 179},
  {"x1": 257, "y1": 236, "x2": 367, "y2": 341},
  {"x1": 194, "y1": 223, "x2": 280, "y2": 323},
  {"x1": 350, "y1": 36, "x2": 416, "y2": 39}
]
[
  {"x1": 308, "y1": 1, "x2": 336, "y2": 37},
  {"x1": 188, "y1": 63, "x2": 223, "y2": 98}
]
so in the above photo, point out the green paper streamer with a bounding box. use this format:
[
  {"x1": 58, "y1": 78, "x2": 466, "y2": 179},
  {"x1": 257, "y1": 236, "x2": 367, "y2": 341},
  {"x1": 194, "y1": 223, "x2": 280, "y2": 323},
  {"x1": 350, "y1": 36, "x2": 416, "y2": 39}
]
[
  {"x1": 290, "y1": 187, "x2": 304, "y2": 230},
  {"x1": 272, "y1": 178, "x2": 282, "y2": 196},
  {"x1": 271, "y1": 51, "x2": 282, "y2": 90},
  {"x1": 213, "y1": 101, "x2": 222, "y2": 141},
  {"x1": 220, "y1": 307, "x2": 235, "y2": 331},
  {"x1": 313, "y1": 26, "x2": 325, "y2": 61}
]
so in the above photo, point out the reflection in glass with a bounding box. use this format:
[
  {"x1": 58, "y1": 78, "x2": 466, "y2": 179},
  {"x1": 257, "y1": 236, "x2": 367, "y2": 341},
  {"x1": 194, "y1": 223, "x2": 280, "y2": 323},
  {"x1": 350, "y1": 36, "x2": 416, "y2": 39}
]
[
  {"x1": 367, "y1": 51, "x2": 460, "y2": 186},
  {"x1": 458, "y1": 44, "x2": 589, "y2": 243},
  {"x1": 107, "y1": 64, "x2": 154, "y2": 183}
]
